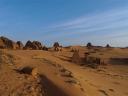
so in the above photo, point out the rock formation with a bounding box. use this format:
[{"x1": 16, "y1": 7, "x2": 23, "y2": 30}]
[
  {"x1": 106, "y1": 44, "x2": 110, "y2": 48},
  {"x1": 0, "y1": 36, "x2": 18, "y2": 49},
  {"x1": 0, "y1": 36, "x2": 45, "y2": 50},
  {"x1": 42, "y1": 46, "x2": 48, "y2": 51},
  {"x1": 32, "y1": 41, "x2": 43, "y2": 50},
  {"x1": 23, "y1": 40, "x2": 33, "y2": 50},
  {"x1": 86, "y1": 42, "x2": 92, "y2": 49},
  {"x1": 71, "y1": 50, "x2": 81, "y2": 64},
  {"x1": 85, "y1": 56, "x2": 105, "y2": 68},
  {"x1": 16, "y1": 41, "x2": 24, "y2": 49},
  {"x1": 53, "y1": 42, "x2": 60, "y2": 51},
  {"x1": 86, "y1": 57, "x2": 100, "y2": 64},
  {"x1": 24, "y1": 40, "x2": 43, "y2": 50}
]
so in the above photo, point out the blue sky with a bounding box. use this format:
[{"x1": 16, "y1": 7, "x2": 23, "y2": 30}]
[{"x1": 0, "y1": 0, "x2": 128, "y2": 47}]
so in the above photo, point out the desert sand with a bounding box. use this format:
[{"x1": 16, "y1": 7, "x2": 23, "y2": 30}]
[{"x1": 0, "y1": 45, "x2": 128, "y2": 96}]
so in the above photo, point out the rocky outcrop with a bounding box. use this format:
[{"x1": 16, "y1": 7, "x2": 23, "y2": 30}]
[
  {"x1": 32, "y1": 41, "x2": 43, "y2": 50},
  {"x1": 85, "y1": 56, "x2": 105, "y2": 68},
  {"x1": 0, "y1": 36, "x2": 18, "y2": 49},
  {"x1": 42, "y1": 46, "x2": 48, "y2": 51},
  {"x1": 24, "y1": 40, "x2": 43, "y2": 50},
  {"x1": 53, "y1": 42, "x2": 62, "y2": 51},
  {"x1": 106, "y1": 44, "x2": 111, "y2": 48},
  {"x1": 53, "y1": 42, "x2": 59, "y2": 47},
  {"x1": 24, "y1": 40, "x2": 34, "y2": 50},
  {"x1": 53, "y1": 42, "x2": 59, "y2": 51},
  {"x1": 86, "y1": 42, "x2": 92, "y2": 49},
  {"x1": 71, "y1": 50, "x2": 81, "y2": 64},
  {"x1": 16, "y1": 41, "x2": 24, "y2": 49},
  {"x1": 23, "y1": 40, "x2": 33, "y2": 50}
]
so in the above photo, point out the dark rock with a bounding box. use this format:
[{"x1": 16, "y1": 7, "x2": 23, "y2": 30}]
[
  {"x1": 0, "y1": 36, "x2": 17, "y2": 49},
  {"x1": 86, "y1": 42, "x2": 93, "y2": 49},
  {"x1": 53, "y1": 42, "x2": 60, "y2": 51},
  {"x1": 16, "y1": 41, "x2": 24, "y2": 49},
  {"x1": 24, "y1": 40, "x2": 43, "y2": 50},
  {"x1": 42, "y1": 46, "x2": 48, "y2": 51},
  {"x1": 106, "y1": 44, "x2": 110, "y2": 48}
]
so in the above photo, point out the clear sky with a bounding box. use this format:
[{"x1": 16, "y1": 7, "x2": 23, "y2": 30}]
[{"x1": 0, "y1": 0, "x2": 128, "y2": 47}]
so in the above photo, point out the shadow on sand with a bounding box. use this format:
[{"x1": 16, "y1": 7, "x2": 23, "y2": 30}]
[{"x1": 40, "y1": 75, "x2": 69, "y2": 96}]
